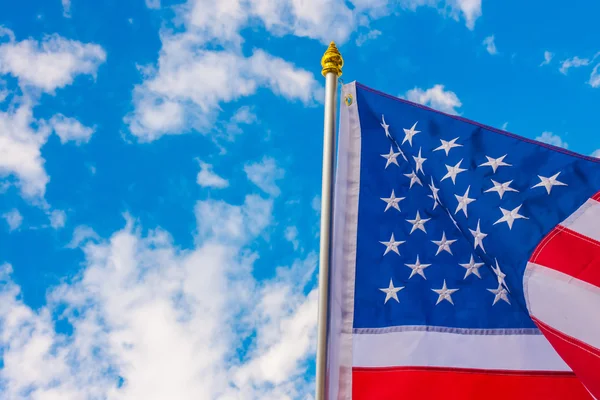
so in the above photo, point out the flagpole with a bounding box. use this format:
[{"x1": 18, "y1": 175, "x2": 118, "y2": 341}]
[{"x1": 316, "y1": 41, "x2": 343, "y2": 400}]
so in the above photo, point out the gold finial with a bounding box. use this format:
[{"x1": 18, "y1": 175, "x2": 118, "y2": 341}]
[{"x1": 321, "y1": 41, "x2": 343, "y2": 77}]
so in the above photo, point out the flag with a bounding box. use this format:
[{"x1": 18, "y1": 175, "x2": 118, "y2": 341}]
[{"x1": 326, "y1": 82, "x2": 600, "y2": 399}]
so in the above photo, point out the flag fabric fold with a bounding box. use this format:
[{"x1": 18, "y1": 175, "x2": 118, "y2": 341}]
[{"x1": 326, "y1": 81, "x2": 600, "y2": 399}]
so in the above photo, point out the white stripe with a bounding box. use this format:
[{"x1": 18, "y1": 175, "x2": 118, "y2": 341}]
[
  {"x1": 327, "y1": 82, "x2": 361, "y2": 400},
  {"x1": 559, "y1": 198, "x2": 600, "y2": 242},
  {"x1": 524, "y1": 262, "x2": 600, "y2": 350},
  {"x1": 353, "y1": 329, "x2": 571, "y2": 371}
]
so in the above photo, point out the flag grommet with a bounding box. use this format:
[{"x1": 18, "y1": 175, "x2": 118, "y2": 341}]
[{"x1": 344, "y1": 93, "x2": 353, "y2": 106}]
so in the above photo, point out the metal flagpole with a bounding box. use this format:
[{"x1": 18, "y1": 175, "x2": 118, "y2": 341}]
[{"x1": 315, "y1": 42, "x2": 343, "y2": 400}]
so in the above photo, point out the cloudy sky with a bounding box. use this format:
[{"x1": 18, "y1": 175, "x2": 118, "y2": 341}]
[{"x1": 0, "y1": 0, "x2": 599, "y2": 398}]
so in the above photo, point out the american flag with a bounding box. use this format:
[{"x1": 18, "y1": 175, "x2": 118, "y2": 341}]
[{"x1": 326, "y1": 82, "x2": 600, "y2": 399}]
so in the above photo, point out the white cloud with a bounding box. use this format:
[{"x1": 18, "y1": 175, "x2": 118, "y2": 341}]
[
  {"x1": 398, "y1": 0, "x2": 481, "y2": 29},
  {"x1": 0, "y1": 193, "x2": 317, "y2": 399},
  {"x1": 589, "y1": 64, "x2": 600, "y2": 88},
  {"x1": 196, "y1": 161, "x2": 229, "y2": 189},
  {"x1": 223, "y1": 106, "x2": 257, "y2": 138},
  {"x1": 311, "y1": 195, "x2": 321, "y2": 214},
  {"x1": 405, "y1": 84, "x2": 462, "y2": 114},
  {"x1": 535, "y1": 131, "x2": 568, "y2": 149},
  {"x1": 0, "y1": 27, "x2": 14, "y2": 42},
  {"x1": 483, "y1": 35, "x2": 497, "y2": 55},
  {"x1": 284, "y1": 226, "x2": 299, "y2": 250},
  {"x1": 230, "y1": 106, "x2": 256, "y2": 125},
  {"x1": 0, "y1": 102, "x2": 51, "y2": 198},
  {"x1": 195, "y1": 195, "x2": 274, "y2": 243},
  {"x1": 540, "y1": 51, "x2": 553, "y2": 66},
  {"x1": 49, "y1": 209, "x2": 66, "y2": 229},
  {"x1": 3, "y1": 209, "x2": 23, "y2": 231},
  {"x1": 251, "y1": 0, "x2": 481, "y2": 43},
  {"x1": 0, "y1": 27, "x2": 106, "y2": 93},
  {"x1": 591, "y1": 149, "x2": 600, "y2": 158},
  {"x1": 126, "y1": 44, "x2": 320, "y2": 142},
  {"x1": 0, "y1": 79, "x2": 7, "y2": 103},
  {"x1": 244, "y1": 157, "x2": 285, "y2": 197},
  {"x1": 249, "y1": 50, "x2": 321, "y2": 102},
  {"x1": 0, "y1": 30, "x2": 104, "y2": 199},
  {"x1": 50, "y1": 114, "x2": 95, "y2": 144},
  {"x1": 355, "y1": 29, "x2": 382, "y2": 46},
  {"x1": 145, "y1": 0, "x2": 161, "y2": 9},
  {"x1": 559, "y1": 56, "x2": 590, "y2": 75},
  {"x1": 125, "y1": 0, "x2": 483, "y2": 142},
  {"x1": 66, "y1": 225, "x2": 99, "y2": 248},
  {"x1": 180, "y1": 0, "x2": 250, "y2": 45},
  {"x1": 450, "y1": 0, "x2": 482, "y2": 29},
  {"x1": 62, "y1": 0, "x2": 71, "y2": 17},
  {"x1": 234, "y1": 274, "x2": 317, "y2": 388},
  {"x1": 250, "y1": 0, "x2": 355, "y2": 44}
]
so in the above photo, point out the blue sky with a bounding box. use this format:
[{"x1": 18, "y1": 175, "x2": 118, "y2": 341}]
[{"x1": 0, "y1": 0, "x2": 599, "y2": 398}]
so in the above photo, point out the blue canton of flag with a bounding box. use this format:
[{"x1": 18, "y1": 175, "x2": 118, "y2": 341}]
[
  {"x1": 353, "y1": 86, "x2": 599, "y2": 330},
  {"x1": 326, "y1": 82, "x2": 600, "y2": 399}
]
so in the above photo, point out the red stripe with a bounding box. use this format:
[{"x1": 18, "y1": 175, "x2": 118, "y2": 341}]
[
  {"x1": 592, "y1": 192, "x2": 600, "y2": 201},
  {"x1": 530, "y1": 226, "x2": 600, "y2": 289},
  {"x1": 533, "y1": 316, "x2": 600, "y2": 398},
  {"x1": 352, "y1": 366, "x2": 591, "y2": 399}
]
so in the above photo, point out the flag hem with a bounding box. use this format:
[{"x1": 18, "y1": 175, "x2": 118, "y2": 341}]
[{"x1": 327, "y1": 81, "x2": 361, "y2": 400}]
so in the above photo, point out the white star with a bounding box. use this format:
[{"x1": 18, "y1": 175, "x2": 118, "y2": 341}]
[
  {"x1": 493, "y1": 204, "x2": 528, "y2": 230},
  {"x1": 380, "y1": 233, "x2": 405, "y2": 256},
  {"x1": 469, "y1": 219, "x2": 487, "y2": 252},
  {"x1": 531, "y1": 172, "x2": 568, "y2": 194},
  {"x1": 380, "y1": 190, "x2": 405, "y2": 212},
  {"x1": 432, "y1": 280, "x2": 459, "y2": 305},
  {"x1": 441, "y1": 159, "x2": 467, "y2": 185},
  {"x1": 479, "y1": 155, "x2": 511, "y2": 173},
  {"x1": 405, "y1": 255, "x2": 431, "y2": 279},
  {"x1": 413, "y1": 147, "x2": 427, "y2": 175},
  {"x1": 404, "y1": 171, "x2": 423, "y2": 188},
  {"x1": 406, "y1": 211, "x2": 431, "y2": 234},
  {"x1": 428, "y1": 178, "x2": 441, "y2": 210},
  {"x1": 433, "y1": 137, "x2": 462, "y2": 156},
  {"x1": 491, "y1": 259, "x2": 508, "y2": 290},
  {"x1": 379, "y1": 279, "x2": 404, "y2": 304},
  {"x1": 402, "y1": 122, "x2": 420, "y2": 146},
  {"x1": 488, "y1": 284, "x2": 511, "y2": 305},
  {"x1": 459, "y1": 255, "x2": 484, "y2": 279},
  {"x1": 484, "y1": 179, "x2": 518, "y2": 199},
  {"x1": 381, "y1": 115, "x2": 391, "y2": 138},
  {"x1": 432, "y1": 232, "x2": 457, "y2": 255},
  {"x1": 454, "y1": 185, "x2": 476, "y2": 217},
  {"x1": 381, "y1": 146, "x2": 401, "y2": 168}
]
